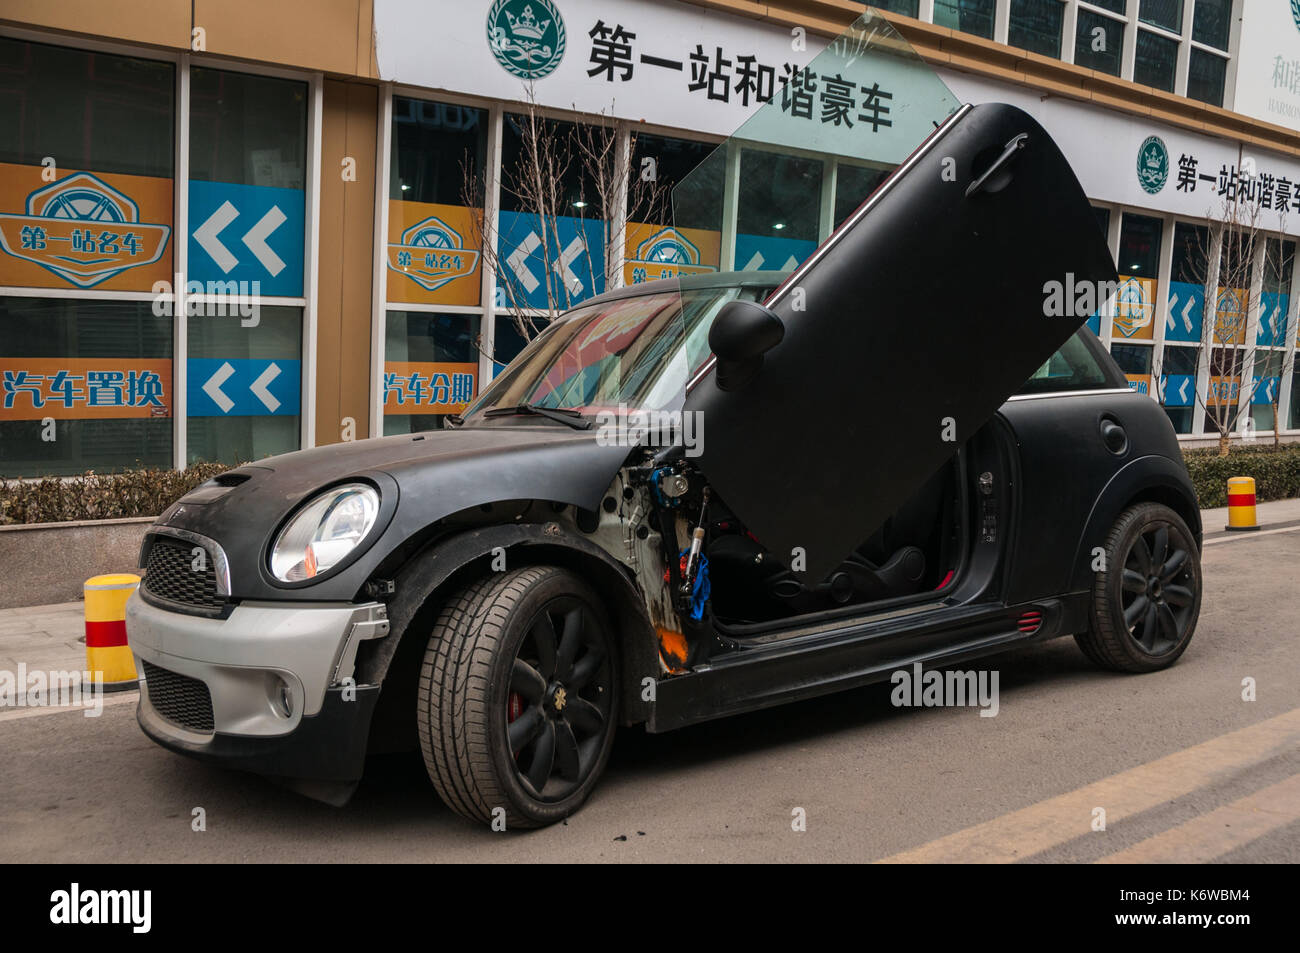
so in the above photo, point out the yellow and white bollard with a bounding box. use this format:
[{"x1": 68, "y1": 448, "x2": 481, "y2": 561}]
[
  {"x1": 1224, "y1": 476, "x2": 1260, "y2": 532},
  {"x1": 84, "y1": 574, "x2": 141, "y2": 691}
]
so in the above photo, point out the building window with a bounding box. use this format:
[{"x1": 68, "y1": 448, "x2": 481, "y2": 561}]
[
  {"x1": 383, "y1": 311, "x2": 480, "y2": 434},
  {"x1": 391, "y1": 98, "x2": 487, "y2": 207},
  {"x1": 0, "y1": 40, "x2": 176, "y2": 477},
  {"x1": 736, "y1": 149, "x2": 822, "y2": 272},
  {"x1": 1250, "y1": 350, "x2": 1285, "y2": 431},
  {"x1": 870, "y1": 0, "x2": 921, "y2": 16},
  {"x1": 498, "y1": 113, "x2": 609, "y2": 309},
  {"x1": 1191, "y1": 0, "x2": 1231, "y2": 51},
  {"x1": 1252, "y1": 238, "x2": 1294, "y2": 432},
  {"x1": 0, "y1": 37, "x2": 175, "y2": 179},
  {"x1": 834, "y1": 162, "x2": 892, "y2": 228},
  {"x1": 627, "y1": 133, "x2": 721, "y2": 286},
  {"x1": 187, "y1": 306, "x2": 302, "y2": 465},
  {"x1": 1291, "y1": 373, "x2": 1300, "y2": 431},
  {"x1": 1093, "y1": 205, "x2": 1111, "y2": 238},
  {"x1": 1166, "y1": 222, "x2": 1209, "y2": 344},
  {"x1": 0, "y1": 297, "x2": 173, "y2": 477},
  {"x1": 1139, "y1": 0, "x2": 1184, "y2": 33},
  {"x1": 933, "y1": 0, "x2": 996, "y2": 40},
  {"x1": 187, "y1": 68, "x2": 308, "y2": 464},
  {"x1": 1075, "y1": 8, "x2": 1126, "y2": 76},
  {"x1": 1112, "y1": 213, "x2": 1162, "y2": 343},
  {"x1": 1161, "y1": 344, "x2": 1199, "y2": 434},
  {"x1": 1187, "y1": 48, "x2": 1227, "y2": 107},
  {"x1": 387, "y1": 97, "x2": 488, "y2": 309},
  {"x1": 1134, "y1": 28, "x2": 1179, "y2": 92},
  {"x1": 384, "y1": 97, "x2": 488, "y2": 427},
  {"x1": 1111, "y1": 341, "x2": 1156, "y2": 397},
  {"x1": 190, "y1": 68, "x2": 306, "y2": 191},
  {"x1": 1008, "y1": 0, "x2": 1065, "y2": 58},
  {"x1": 1085, "y1": 0, "x2": 1126, "y2": 12}
]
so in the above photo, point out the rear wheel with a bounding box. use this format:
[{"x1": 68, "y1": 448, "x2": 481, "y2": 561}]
[
  {"x1": 1076, "y1": 502, "x2": 1202, "y2": 673},
  {"x1": 417, "y1": 566, "x2": 618, "y2": 828}
]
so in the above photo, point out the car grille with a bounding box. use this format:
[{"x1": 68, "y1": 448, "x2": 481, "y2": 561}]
[
  {"x1": 142, "y1": 535, "x2": 223, "y2": 613},
  {"x1": 141, "y1": 660, "x2": 215, "y2": 733}
]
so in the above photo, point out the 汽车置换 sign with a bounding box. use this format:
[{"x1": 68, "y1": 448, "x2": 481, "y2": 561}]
[{"x1": 0, "y1": 358, "x2": 172, "y2": 420}]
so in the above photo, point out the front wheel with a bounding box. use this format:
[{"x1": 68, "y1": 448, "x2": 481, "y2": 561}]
[
  {"x1": 417, "y1": 566, "x2": 619, "y2": 828},
  {"x1": 1075, "y1": 502, "x2": 1202, "y2": 673}
]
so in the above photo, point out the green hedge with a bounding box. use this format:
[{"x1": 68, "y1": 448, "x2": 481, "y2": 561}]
[
  {"x1": 0, "y1": 463, "x2": 232, "y2": 526},
  {"x1": 1182, "y1": 444, "x2": 1300, "y2": 508},
  {"x1": 2, "y1": 445, "x2": 1299, "y2": 525}
]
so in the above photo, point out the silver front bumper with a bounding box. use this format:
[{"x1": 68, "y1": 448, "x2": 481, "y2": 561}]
[{"x1": 125, "y1": 591, "x2": 388, "y2": 739}]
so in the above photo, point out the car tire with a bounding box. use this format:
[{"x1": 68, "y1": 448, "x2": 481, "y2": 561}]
[
  {"x1": 417, "y1": 565, "x2": 619, "y2": 829},
  {"x1": 1075, "y1": 502, "x2": 1202, "y2": 673}
]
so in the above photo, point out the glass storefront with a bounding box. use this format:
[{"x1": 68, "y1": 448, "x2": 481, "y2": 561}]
[
  {"x1": 0, "y1": 39, "x2": 176, "y2": 477},
  {"x1": 3, "y1": 9, "x2": 1298, "y2": 478}
]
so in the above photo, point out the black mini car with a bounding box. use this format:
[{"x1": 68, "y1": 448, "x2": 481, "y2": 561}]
[{"x1": 125, "y1": 19, "x2": 1203, "y2": 829}]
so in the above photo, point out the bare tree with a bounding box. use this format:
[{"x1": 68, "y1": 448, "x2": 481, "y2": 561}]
[
  {"x1": 460, "y1": 88, "x2": 668, "y2": 364},
  {"x1": 1159, "y1": 195, "x2": 1296, "y2": 455}
]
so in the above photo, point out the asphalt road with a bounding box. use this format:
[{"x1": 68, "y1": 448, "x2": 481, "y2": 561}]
[{"x1": 1, "y1": 523, "x2": 1297, "y2": 864}]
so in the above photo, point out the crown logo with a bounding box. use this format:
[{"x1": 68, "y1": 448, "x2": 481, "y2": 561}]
[{"x1": 506, "y1": 4, "x2": 548, "y2": 40}]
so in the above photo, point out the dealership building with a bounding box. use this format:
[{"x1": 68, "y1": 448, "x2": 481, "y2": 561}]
[{"x1": 2, "y1": 0, "x2": 1300, "y2": 478}]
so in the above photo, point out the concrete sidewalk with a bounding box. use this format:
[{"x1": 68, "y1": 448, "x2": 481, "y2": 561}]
[{"x1": 1, "y1": 497, "x2": 1297, "y2": 686}]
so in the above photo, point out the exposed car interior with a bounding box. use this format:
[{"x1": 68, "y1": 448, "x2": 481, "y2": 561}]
[{"x1": 705, "y1": 453, "x2": 965, "y2": 625}]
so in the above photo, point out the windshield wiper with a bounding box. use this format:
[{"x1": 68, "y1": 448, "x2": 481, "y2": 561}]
[{"x1": 481, "y1": 403, "x2": 592, "y2": 430}]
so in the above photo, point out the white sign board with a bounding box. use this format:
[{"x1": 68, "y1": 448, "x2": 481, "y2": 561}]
[
  {"x1": 943, "y1": 71, "x2": 1300, "y2": 237},
  {"x1": 375, "y1": 0, "x2": 824, "y2": 133},
  {"x1": 1233, "y1": 0, "x2": 1300, "y2": 131}
]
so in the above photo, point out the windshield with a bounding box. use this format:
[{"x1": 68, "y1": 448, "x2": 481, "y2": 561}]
[{"x1": 464, "y1": 286, "x2": 765, "y2": 418}]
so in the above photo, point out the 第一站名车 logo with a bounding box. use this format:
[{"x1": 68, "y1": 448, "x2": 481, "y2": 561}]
[
  {"x1": 625, "y1": 225, "x2": 716, "y2": 285},
  {"x1": 1136, "y1": 136, "x2": 1170, "y2": 195},
  {"x1": 1113, "y1": 276, "x2": 1152, "y2": 338},
  {"x1": 388, "y1": 216, "x2": 480, "y2": 292},
  {"x1": 487, "y1": 0, "x2": 567, "y2": 79},
  {"x1": 0, "y1": 172, "x2": 170, "y2": 288}
]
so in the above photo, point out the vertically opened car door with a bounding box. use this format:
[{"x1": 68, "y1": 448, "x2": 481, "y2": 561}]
[{"x1": 677, "y1": 12, "x2": 1117, "y2": 582}]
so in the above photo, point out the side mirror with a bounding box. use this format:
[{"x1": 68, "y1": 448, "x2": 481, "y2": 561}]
[{"x1": 708, "y1": 299, "x2": 784, "y2": 391}]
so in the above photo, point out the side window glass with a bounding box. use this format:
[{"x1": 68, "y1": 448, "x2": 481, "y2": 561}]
[{"x1": 1018, "y1": 331, "x2": 1113, "y2": 395}]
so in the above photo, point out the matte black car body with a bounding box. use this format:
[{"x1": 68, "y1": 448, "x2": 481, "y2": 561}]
[{"x1": 126, "y1": 102, "x2": 1203, "y2": 817}]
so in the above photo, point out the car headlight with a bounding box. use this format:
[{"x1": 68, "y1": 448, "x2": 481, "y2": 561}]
[{"x1": 270, "y1": 483, "x2": 380, "y2": 582}]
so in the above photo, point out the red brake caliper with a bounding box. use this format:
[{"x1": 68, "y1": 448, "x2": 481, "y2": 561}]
[{"x1": 507, "y1": 692, "x2": 525, "y2": 761}]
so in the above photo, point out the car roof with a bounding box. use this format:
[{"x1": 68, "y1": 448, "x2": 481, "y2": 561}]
[{"x1": 577, "y1": 270, "x2": 791, "y2": 309}]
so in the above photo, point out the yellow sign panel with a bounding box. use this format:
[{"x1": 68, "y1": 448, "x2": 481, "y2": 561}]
[
  {"x1": 0, "y1": 358, "x2": 172, "y2": 420},
  {"x1": 1207, "y1": 375, "x2": 1241, "y2": 407},
  {"x1": 623, "y1": 222, "x2": 720, "y2": 287},
  {"x1": 1125, "y1": 374, "x2": 1152, "y2": 396},
  {"x1": 383, "y1": 361, "x2": 478, "y2": 415},
  {"x1": 1213, "y1": 287, "x2": 1248, "y2": 345},
  {"x1": 386, "y1": 201, "x2": 482, "y2": 307},
  {"x1": 1110, "y1": 275, "x2": 1156, "y2": 341},
  {"x1": 0, "y1": 163, "x2": 172, "y2": 292}
]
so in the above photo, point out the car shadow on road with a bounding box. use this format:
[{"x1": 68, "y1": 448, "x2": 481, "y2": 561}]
[
  {"x1": 175, "y1": 635, "x2": 1108, "y2": 829},
  {"x1": 604, "y1": 636, "x2": 1105, "y2": 780}
]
